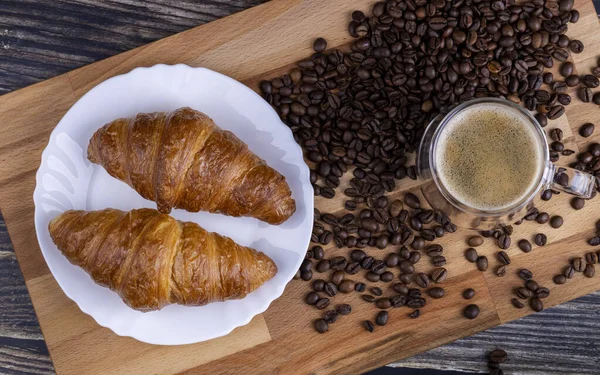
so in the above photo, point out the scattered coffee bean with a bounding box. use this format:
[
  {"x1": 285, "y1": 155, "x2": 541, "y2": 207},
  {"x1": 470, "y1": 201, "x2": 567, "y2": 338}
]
[
  {"x1": 573, "y1": 257, "x2": 585, "y2": 272},
  {"x1": 516, "y1": 287, "x2": 532, "y2": 299},
  {"x1": 375, "y1": 311, "x2": 389, "y2": 326},
  {"x1": 519, "y1": 269, "x2": 534, "y2": 281},
  {"x1": 584, "y1": 263, "x2": 596, "y2": 278},
  {"x1": 489, "y1": 349, "x2": 508, "y2": 364},
  {"x1": 314, "y1": 319, "x2": 329, "y2": 333},
  {"x1": 594, "y1": 92, "x2": 600, "y2": 105},
  {"x1": 306, "y1": 292, "x2": 320, "y2": 305},
  {"x1": 315, "y1": 298, "x2": 330, "y2": 310},
  {"x1": 495, "y1": 265, "x2": 507, "y2": 277},
  {"x1": 380, "y1": 271, "x2": 394, "y2": 282},
  {"x1": 336, "y1": 304, "x2": 352, "y2": 315},
  {"x1": 355, "y1": 282, "x2": 366, "y2": 292},
  {"x1": 559, "y1": 62, "x2": 574, "y2": 77},
  {"x1": 415, "y1": 273, "x2": 431, "y2": 288},
  {"x1": 468, "y1": 235, "x2": 484, "y2": 247},
  {"x1": 404, "y1": 193, "x2": 421, "y2": 209},
  {"x1": 564, "y1": 266, "x2": 576, "y2": 279},
  {"x1": 536, "y1": 212, "x2": 550, "y2": 224},
  {"x1": 363, "y1": 320, "x2": 374, "y2": 333},
  {"x1": 323, "y1": 310, "x2": 338, "y2": 324},
  {"x1": 476, "y1": 256, "x2": 489, "y2": 271},
  {"x1": 462, "y1": 289, "x2": 475, "y2": 300},
  {"x1": 428, "y1": 287, "x2": 445, "y2": 299},
  {"x1": 409, "y1": 310, "x2": 420, "y2": 319},
  {"x1": 464, "y1": 304, "x2": 480, "y2": 319},
  {"x1": 553, "y1": 274, "x2": 567, "y2": 284},
  {"x1": 376, "y1": 298, "x2": 392, "y2": 309},
  {"x1": 465, "y1": 248, "x2": 479, "y2": 262},
  {"x1": 534, "y1": 233, "x2": 547, "y2": 246},
  {"x1": 301, "y1": 270, "x2": 313, "y2": 281},
  {"x1": 339, "y1": 280, "x2": 355, "y2": 293},
  {"x1": 370, "y1": 287, "x2": 383, "y2": 297},
  {"x1": 497, "y1": 251, "x2": 511, "y2": 265},
  {"x1": 312, "y1": 37, "x2": 327, "y2": 53},
  {"x1": 536, "y1": 287, "x2": 550, "y2": 298},
  {"x1": 526, "y1": 280, "x2": 539, "y2": 292},
  {"x1": 582, "y1": 74, "x2": 600, "y2": 88},
  {"x1": 579, "y1": 87, "x2": 592, "y2": 102},
  {"x1": 393, "y1": 283, "x2": 409, "y2": 295},
  {"x1": 585, "y1": 252, "x2": 598, "y2": 264},
  {"x1": 518, "y1": 239, "x2": 532, "y2": 253},
  {"x1": 550, "y1": 216, "x2": 564, "y2": 228},
  {"x1": 530, "y1": 297, "x2": 544, "y2": 312},
  {"x1": 431, "y1": 268, "x2": 448, "y2": 283},
  {"x1": 362, "y1": 295, "x2": 376, "y2": 303},
  {"x1": 580, "y1": 123, "x2": 595, "y2": 138},
  {"x1": 512, "y1": 298, "x2": 525, "y2": 309}
]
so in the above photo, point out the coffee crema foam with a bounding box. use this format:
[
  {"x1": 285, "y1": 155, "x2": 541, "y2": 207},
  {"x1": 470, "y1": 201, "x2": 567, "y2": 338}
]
[{"x1": 435, "y1": 104, "x2": 543, "y2": 211}]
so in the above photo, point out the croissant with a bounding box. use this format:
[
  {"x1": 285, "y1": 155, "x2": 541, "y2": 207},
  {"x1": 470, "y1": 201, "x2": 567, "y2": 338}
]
[
  {"x1": 87, "y1": 107, "x2": 296, "y2": 225},
  {"x1": 48, "y1": 208, "x2": 277, "y2": 311}
]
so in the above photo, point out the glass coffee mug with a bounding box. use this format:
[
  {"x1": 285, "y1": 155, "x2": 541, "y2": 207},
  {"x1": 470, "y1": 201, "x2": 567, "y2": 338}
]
[{"x1": 417, "y1": 98, "x2": 596, "y2": 229}]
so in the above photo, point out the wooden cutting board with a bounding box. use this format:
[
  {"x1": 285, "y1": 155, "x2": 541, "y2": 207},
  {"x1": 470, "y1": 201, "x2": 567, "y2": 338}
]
[{"x1": 1, "y1": 0, "x2": 599, "y2": 373}]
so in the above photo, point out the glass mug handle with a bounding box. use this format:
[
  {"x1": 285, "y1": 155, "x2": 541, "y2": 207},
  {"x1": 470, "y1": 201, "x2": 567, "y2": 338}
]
[{"x1": 547, "y1": 162, "x2": 596, "y2": 198}]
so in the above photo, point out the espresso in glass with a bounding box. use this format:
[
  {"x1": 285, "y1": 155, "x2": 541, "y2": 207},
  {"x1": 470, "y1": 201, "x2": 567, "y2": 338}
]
[{"x1": 434, "y1": 103, "x2": 545, "y2": 212}]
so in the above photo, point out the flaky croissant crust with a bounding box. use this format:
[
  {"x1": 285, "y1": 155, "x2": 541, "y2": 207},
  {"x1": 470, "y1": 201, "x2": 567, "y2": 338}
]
[
  {"x1": 48, "y1": 208, "x2": 278, "y2": 311},
  {"x1": 88, "y1": 107, "x2": 296, "y2": 224}
]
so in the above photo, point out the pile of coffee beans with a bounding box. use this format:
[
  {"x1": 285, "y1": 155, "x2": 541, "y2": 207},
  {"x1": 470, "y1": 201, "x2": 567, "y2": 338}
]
[
  {"x1": 511, "y1": 268, "x2": 549, "y2": 311},
  {"x1": 487, "y1": 349, "x2": 508, "y2": 375},
  {"x1": 553, "y1": 247, "x2": 599, "y2": 284},
  {"x1": 261, "y1": 0, "x2": 586, "y2": 202},
  {"x1": 261, "y1": 0, "x2": 600, "y2": 336}
]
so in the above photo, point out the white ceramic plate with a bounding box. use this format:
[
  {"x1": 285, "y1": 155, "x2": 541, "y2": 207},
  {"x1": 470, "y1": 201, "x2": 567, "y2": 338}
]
[{"x1": 33, "y1": 64, "x2": 313, "y2": 345}]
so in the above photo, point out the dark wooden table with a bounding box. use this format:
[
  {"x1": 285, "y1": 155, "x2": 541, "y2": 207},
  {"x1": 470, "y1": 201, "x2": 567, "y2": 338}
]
[{"x1": 1, "y1": 1, "x2": 600, "y2": 374}]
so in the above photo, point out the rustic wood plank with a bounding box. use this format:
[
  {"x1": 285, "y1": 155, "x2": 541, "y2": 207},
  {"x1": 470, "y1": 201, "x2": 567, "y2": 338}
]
[{"x1": 2, "y1": 0, "x2": 600, "y2": 374}]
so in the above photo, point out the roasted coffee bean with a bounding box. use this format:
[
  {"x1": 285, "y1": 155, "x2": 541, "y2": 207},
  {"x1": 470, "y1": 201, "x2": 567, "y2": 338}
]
[
  {"x1": 428, "y1": 287, "x2": 445, "y2": 299},
  {"x1": 315, "y1": 298, "x2": 330, "y2": 310},
  {"x1": 585, "y1": 252, "x2": 598, "y2": 264},
  {"x1": 526, "y1": 280, "x2": 540, "y2": 292},
  {"x1": 313, "y1": 37, "x2": 327, "y2": 53},
  {"x1": 534, "y1": 233, "x2": 547, "y2": 246},
  {"x1": 550, "y1": 215, "x2": 564, "y2": 228},
  {"x1": 535, "y1": 113, "x2": 548, "y2": 127},
  {"x1": 330, "y1": 256, "x2": 347, "y2": 271},
  {"x1": 553, "y1": 274, "x2": 567, "y2": 284},
  {"x1": 580, "y1": 123, "x2": 595, "y2": 138},
  {"x1": 336, "y1": 304, "x2": 352, "y2": 315},
  {"x1": 519, "y1": 269, "x2": 534, "y2": 281},
  {"x1": 432, "y1": 255, "x2": 447, "y2": 267},
  {"x1": 376, "y1": 298, "x2": 392, "y2": 309},
  {"x1": 393, "y1": 283, "x2": 409, "y2": 295},
  {"x1": 362, "y1": 294, "x2": 376, "y2": 303},
  {"x1": 571, "y1": 197, "x2": 585, "y2": 210},
  {"x1": 409, "y1": 310, "x2": 420, "y2": 319},
  {"x1": 573, "y1": 257, "x2": 585, "y2": 272},
  {"x1": 355, "y1": 282, "x2": 366, "y2": 292},
  {"x1": 536, "y1": 212, "x2": 550, "y2": 224},
  {"x1": 345, "y1": 262, "x2": 361, "y2": 275},
  {"x1": 463, "y1": 289, "x2": 475, "y2": 300},
  {"x1": 489, "y1": 349, "x2": 508, "y2": 364},
  {"x1": 579, "y1": 87, "x2": 593, "y2": 102},
  {"x1": 300, "y1": 259, "x2": 313, "y2": 273},
  {"x1": 390, "y1": 294, "x2": 406, "y2": 308},
  {"x1": 426, "y1": 244, "x2": 444, "y2": 257},
  {"x1": 548, "y1": 105, "x2": 565, "y2": 120},
  {"x1": 361, "y1": 256, "x2": 375, "y2": 270},
  {"x1": 431, "y1": 268, "x2": 448, "y2": 283},
  {"x1": 385, "y1": 253, "x2": 400, "y2": 268},
  {"x1": 530, "y1": 297, "x2": 544, "y2": 312},
  {"x1": 495, "y1": 265, "x2": 507, "y2": 277},
  {"x1": 582, "y1": 74, "x2": 600, "y2": 88},
  {"x1": 584, "y1": 263, "x2": 596, "y2": 278},
  {"x1": 465, "y1": 248, "x2": 478, "y2": 262},
  {"x1": 376, "y1": 311, "x2": 389, "y2": 326},
  {"x1": 409, "y1": 251, "x2": 421, "y2": 264},
  {"x1": 464, "y1": 304, "x2": 480, "y2": 319},
  {"x1": 380, "y1": 271, "x2": 394, "y2": 282},
  {"x1": 559, "y1": 62, "x2": 574, "y2": 77},
  {"x1": 366, "y1": 272, "x2": 381, "y2": 282},
  {"x1": 301, "y1": 270, "x2": 313, "y2": 281},
  {"x1": 476, "y1": 256, "x2": 489, "y2": 271},
  {"x1": 536, "y1": 287, "x2": 550, "y2": 298},
  {"x1": 565, "y1": 74, "x2": 580, "y2": 87},
  {"x1": 399, "y1": 273, "x2": 413, "y2": 285},
  {"x1": 389, "y1": 200, "x2": 403, "y2": 217},
  {"x1": 324, "y1": 282, "x2": 338, "y2": 297},
  {"x1": 339, "y1": 280, "x2": 355, "y2": 293},
  {"x1": 306, "y1": 291, "x2": 320, "y2": 305},
  {"x1": 399, "y1": 260, "x2": 415, "y2": 274},
  {"x1": 406, "y1": 298, "x2": 426, "y2": 309},
  {"x1": 323, "y1": 310, "x2": 338, "y2": 324},
  {"x1": 589, "y1": 237, "x2": 600, "y2": 246},
  {"x1": 468, "y1": 235, "x2": 484, "y2": 247},
  {"x1": 564, "y1": 265, "x2": 576, "y2": 279},
  {"x1": 415, "y1": 273, "x2": 430, "y2": 288},
  {"x1": 593, "y1": 92, "x2": 600, "y2": 105},
  {"x1": 312, "y1": 279, "x2": 326, "y2": 292},
  {"x1": 497, "y1": 234, "x2": 511, "y2": 250},
  {"x1": 516, "y1": 287, "x2": 532, "y2": 299},
  {"x1": 411, "y1": 237, "x2": 425, "y2": 250},
  {"x1": 363, "y1": 320, "x2": 374, "y2": 333},
  {"x1": 404, "y1": 193, "x2": 421, "y2": 209},
  {"x1": 512, "y1": 298, "x2": 525, "y2": 309},
  {"x1": 351, "y1": 249, "x2": 366, "y2": 262},
  {"x1": 370, "y1": 287, "x2": 383, "y2": 297},
  {"x1": 541, "y1": 189, "x2": 553, "y2": 201},
  {"x1": 497, "y1": 251, "x2": 511, "y2": 265},
  {"x1": 314, "y1": 319, "x2": 329, "y2": 333}
]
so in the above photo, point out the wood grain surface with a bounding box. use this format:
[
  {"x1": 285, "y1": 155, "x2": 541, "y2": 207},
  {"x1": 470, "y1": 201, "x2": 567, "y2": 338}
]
[{"x1": 1, "y1": 0, "x2": 600, "y2": 374}]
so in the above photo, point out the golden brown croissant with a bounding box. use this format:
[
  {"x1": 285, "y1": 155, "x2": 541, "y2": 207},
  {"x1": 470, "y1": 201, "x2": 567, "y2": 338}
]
[
  {"x1": 48, "y1": 208, "x2": 277, "y2": 311},
  {"x1": 87, "y1": 107, "x2": 296, "y2": 225}
]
